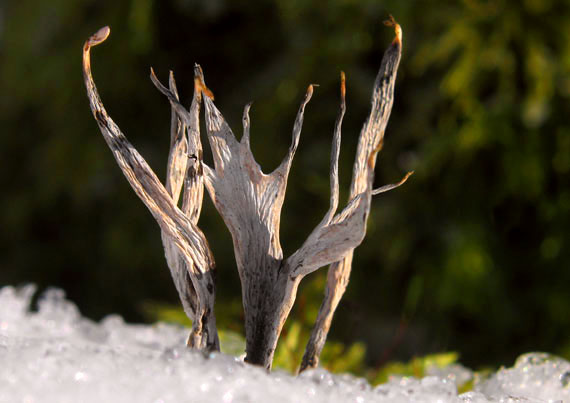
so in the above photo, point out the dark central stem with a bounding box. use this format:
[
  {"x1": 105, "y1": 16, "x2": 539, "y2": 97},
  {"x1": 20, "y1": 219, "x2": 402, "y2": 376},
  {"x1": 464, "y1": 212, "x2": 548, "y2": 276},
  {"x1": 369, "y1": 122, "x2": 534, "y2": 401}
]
[{"x1": 243, "y1": 267, "x2": 300, "y2": 370}]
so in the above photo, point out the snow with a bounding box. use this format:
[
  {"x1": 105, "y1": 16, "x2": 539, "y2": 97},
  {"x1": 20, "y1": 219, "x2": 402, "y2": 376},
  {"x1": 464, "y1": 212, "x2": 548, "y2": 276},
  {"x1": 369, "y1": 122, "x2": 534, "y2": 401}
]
[{"x1": 0, "y1": 285, "x2": 568, "y2": 403}]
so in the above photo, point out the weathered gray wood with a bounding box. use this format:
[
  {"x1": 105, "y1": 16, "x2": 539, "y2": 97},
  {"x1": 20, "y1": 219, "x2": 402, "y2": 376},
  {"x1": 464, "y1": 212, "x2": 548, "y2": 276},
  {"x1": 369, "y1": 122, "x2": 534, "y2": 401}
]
[
  {"x1": 152, "y1": 66, "x2": 219, "y2": 349},
  {"x1": 322, "y1": 72, "x2": 345, "y2": 227},
  {"x1": 200, "y1": 85, "x2": 315, "y2": 368},
  {"x1": 83, "y1": 16, "x2": 410, "y2": 371},
  {"x1": 300, "y1": 16, "x2": 410, "y2": 372},
  {"x1": 158, "y1": 69, "x2": 196, "y2": 329},
  {"x1": 299, "y1": 252, "x2": 353, "y2": 372},
  {"x1": 83, "y1": 27, "x2": 219, "y2": 351}
]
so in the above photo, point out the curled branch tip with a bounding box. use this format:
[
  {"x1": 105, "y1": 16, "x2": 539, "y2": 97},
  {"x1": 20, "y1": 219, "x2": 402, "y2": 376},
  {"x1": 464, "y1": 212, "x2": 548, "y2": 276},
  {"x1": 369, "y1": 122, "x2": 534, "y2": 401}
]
[
  {"x1": 306, "y1": 84, "x2": 316, "y2": 99},
  {"x1": 83, "y1": 26, "x2": 110, "y2": 74},
  {"x1": 372, "y1": 171, "x2": 414, "y2": 195},
  {"x1": 86, "y1": 26, "x2": 110, "y2": 49},
  {"x1": 401, "y1": 170, "x2": 414, "y2": 183},
  {"x1": 383, "y1": 14, "x2": 402, "y2": 44}
]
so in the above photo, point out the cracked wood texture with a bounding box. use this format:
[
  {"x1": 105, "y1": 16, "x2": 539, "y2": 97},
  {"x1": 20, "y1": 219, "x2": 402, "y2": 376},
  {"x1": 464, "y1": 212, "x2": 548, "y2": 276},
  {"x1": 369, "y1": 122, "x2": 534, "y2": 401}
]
[
  {"x1": 300, "y1": 16, "x2": 404, "y2": 372},
  {"x1": 152, "y1": 66, "x2": 218, "y2": 349},
  {"x1": 83, "y1": 27, "x2": 219, "y2": 351},
  {"x1": 83, "y1": 16, "x2": 409, "y2": 371}
]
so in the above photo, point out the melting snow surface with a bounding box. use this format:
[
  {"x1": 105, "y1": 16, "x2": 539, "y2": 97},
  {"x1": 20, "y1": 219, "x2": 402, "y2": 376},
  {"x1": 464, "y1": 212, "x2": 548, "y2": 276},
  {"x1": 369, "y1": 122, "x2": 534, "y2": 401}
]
[{"x1": 0, "y1": 285, "x2": 568, "y2": 403}]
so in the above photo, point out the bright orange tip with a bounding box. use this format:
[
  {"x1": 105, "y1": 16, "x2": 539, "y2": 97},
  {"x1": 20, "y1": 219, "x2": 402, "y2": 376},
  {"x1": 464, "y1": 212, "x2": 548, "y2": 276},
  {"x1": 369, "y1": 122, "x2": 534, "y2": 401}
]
[
  {"x1": 194, "y1": 77, "x2": 214, "y2": 100},
  {"x1": 383, "y1": 15, "x2": 402, "y2": 44}
]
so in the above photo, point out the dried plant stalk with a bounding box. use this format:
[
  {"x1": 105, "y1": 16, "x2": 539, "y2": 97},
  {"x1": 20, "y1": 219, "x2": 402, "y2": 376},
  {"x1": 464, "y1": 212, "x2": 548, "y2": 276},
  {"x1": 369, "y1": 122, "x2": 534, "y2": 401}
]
[
  {"x1": 83, "y1": 16, "x2": 410, "y2": 371},
  {"x1": 154, "y1": 66, "x2": 217, "y2": 348},
  {"x1": 300, "y1": 15, "x2": 410, "y2": 372},
  {"x1": 83, "y1": 27, "x2": 218, "y2": 351}
]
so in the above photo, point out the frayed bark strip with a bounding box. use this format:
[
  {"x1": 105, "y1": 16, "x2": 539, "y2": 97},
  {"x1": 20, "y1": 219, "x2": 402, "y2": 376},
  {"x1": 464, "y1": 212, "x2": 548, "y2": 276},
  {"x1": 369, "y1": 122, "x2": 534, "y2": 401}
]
[
  {"x1": 321, "y1": 72, "x2": 346, "y2": 226},
  {"x1": 83, "y1": 27, "x2": 219, "y2": 351},
  {"x1": 299, "y1": 16, "x2": 405, "y2": 372},
  {"x1": 372, "y1": 171, "x2": 414, "y2": 195}
]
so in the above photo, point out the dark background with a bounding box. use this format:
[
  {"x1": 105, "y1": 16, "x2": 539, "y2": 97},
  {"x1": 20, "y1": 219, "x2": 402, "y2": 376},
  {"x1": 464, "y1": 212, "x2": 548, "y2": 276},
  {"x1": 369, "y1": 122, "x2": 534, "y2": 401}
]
[{"x1": 1, "y1": 0, "x2": 569, "y2": 371}]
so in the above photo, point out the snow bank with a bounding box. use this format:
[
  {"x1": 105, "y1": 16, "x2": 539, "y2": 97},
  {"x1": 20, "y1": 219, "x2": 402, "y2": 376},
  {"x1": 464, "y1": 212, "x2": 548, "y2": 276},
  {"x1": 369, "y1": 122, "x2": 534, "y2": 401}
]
[{"x1": 0, "y1": 285, "x2": 568, "y2": 403}]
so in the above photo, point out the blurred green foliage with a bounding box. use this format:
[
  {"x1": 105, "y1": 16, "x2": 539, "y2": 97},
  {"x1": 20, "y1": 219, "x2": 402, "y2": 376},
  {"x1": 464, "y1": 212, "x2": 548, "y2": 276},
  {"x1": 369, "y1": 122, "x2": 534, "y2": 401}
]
[
  {"x1": 370, "y1": 351, "x2": 459, "y2": 384},
  {"x1": 1, "y1": 0, "x2": 569, "y2": 374}
]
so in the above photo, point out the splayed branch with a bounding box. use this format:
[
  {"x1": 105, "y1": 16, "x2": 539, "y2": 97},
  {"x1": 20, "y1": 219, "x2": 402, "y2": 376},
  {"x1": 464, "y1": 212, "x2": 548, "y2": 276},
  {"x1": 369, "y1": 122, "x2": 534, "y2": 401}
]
[
  {"x1": 300, "y1": 15, "x2": 409, "y2": 372},
  {"x1": 83, "y1": 16, "x2": 409, "y2": 371},
  {"x1": 83, "y1": 27, "x2": 218, "y2": 351}
]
